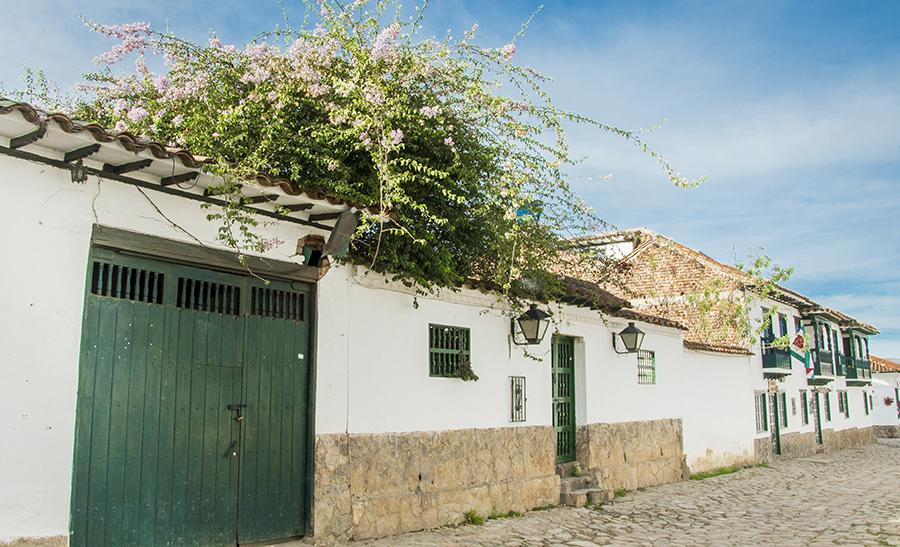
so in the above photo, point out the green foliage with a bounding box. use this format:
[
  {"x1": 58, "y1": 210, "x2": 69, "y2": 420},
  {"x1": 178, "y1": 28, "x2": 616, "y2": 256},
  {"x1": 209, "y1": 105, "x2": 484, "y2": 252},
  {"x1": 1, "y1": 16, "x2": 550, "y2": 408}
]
[
  {"x1": 684, "y1": 252, "x2": 795, "y2": 350},
  {"x1": 464, "y1": 509, "x2": 485, "y2": 525},
  {"x1": 613, "y1": 488, "x2": 628, "y2": 498},
  {"x1": 11, "y1": 1, "x2": 702, "y2": 300},
  {"x1": 689, "y1": 465, "x2": 742, "y2": 480},
  {"x1": 455, "y1": 357, "x2": 479, "y2": 382},
  {"x1": 488, "y1": 508, "x2": 522, "y2": 520}
]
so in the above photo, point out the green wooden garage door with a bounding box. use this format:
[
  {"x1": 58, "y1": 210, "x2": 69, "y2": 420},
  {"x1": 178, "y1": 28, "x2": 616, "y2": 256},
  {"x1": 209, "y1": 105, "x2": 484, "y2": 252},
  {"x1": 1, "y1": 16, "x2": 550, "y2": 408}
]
[{"x1": 70, "y1": 248, "x2": 312, "y2": 546}]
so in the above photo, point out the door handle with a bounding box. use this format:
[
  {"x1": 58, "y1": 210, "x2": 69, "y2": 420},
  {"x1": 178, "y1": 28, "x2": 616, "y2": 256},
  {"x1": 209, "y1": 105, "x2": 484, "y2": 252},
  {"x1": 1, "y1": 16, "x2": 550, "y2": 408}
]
[
  {"x1": 227, "y1": 403, "x2": 247, "y2": 422},
  {"x1": 223, "y1": 440, "x2": 239, "y2": 459}
]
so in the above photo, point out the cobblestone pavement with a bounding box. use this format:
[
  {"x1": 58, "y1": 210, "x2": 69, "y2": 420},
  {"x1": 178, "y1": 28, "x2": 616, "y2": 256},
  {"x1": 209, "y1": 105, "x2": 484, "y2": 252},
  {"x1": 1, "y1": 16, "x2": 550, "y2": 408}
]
[{"x1": 348, "y1": 441, "x2": 900, "y2": 547}]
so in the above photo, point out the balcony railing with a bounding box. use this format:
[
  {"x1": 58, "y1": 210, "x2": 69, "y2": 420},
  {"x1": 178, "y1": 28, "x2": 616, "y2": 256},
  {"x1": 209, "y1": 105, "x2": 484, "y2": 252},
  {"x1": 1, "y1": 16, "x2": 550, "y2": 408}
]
[
  {"x1": 846, "y1": 357, "x2": 871, "y2": 381},
  {"x1": 762, "y1": 347, "x2": 792, "y2": 371},
  {"x1": 814, "y1": 350, "x2": 834, "y2": 376}
]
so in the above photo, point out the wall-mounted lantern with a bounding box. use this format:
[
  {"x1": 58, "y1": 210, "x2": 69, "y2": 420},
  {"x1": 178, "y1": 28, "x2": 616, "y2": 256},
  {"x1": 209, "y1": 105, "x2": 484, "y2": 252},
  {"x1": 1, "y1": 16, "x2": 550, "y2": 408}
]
[
  {"x1": 511, "y1": 304, "x2": 551, "y2": 345},
  {"x1": 612, "y1": 322, "x2": 645, "y2": 354}
]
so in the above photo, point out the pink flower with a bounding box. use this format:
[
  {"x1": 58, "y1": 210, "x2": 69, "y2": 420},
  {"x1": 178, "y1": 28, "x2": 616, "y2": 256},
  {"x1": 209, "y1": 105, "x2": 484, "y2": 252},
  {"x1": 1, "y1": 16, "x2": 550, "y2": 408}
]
[
  {"x1": 419, "y1": 105, "x2": 440, "y2": 118},
  {"x1": 363, "y1": 86, "x2": 383, "y2": 105},
  {"x1": 390, "y1": 128, "x2": 404, "y2": 145},
  {"x1": 172, "y1": 114, "x2": 184, "y2": 127},
  {"x1": 499, "y1": 43, "x2": 516, "y2": 61},
  {"x1": 114, "y1": 121, "x2": 127, "y2": 132},
  {"x1": 127, "y1": 107, "x2": 149, "y2": 122},
  {"x1": 371, "y1": 23, "x2": 401, "y2": 62},
  {"x1": 153, "y1": 75, "x2": 170, "y2": 92},
  {"x1": 308, "y1": 83, "x2": 330, "y2": 97},
  {"x1": 112, "y1": 99, "x2": 128, "y2": 115},
  {"x1": 444, "y1": 136, "x2": 454, "y2": 147}
]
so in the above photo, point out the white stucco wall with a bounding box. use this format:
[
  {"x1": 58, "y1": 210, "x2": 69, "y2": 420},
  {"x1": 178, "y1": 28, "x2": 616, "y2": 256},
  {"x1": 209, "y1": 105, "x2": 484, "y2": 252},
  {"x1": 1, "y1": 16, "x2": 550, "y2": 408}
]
[
  {"x1": 315, "y1": 267, "x2": 688, "y2": 435},
  {"x1": 0, "y1": 153, "x2": 318, "y2": 541},
  {"x1": 680, "y1": 350, "x2": 756, "y2": 471},
  {"x1": 873, "y1": 372, "x2": 900, "y2": 427}
]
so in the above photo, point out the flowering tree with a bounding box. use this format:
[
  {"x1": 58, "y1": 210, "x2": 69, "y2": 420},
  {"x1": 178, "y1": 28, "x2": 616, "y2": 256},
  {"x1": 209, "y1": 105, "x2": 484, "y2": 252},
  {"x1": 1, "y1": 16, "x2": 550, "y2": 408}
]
[{"x1": 13, "y1": 1, "x2": 702, "y2": 300}]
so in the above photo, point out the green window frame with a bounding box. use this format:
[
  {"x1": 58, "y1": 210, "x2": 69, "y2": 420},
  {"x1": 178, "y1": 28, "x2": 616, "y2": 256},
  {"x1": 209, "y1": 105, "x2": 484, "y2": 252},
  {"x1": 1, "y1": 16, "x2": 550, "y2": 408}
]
[
  {"x1": 800, "y1": 391, "x2": 809, "y2": 425},
  {"x1": 863, "y1": 391, "x2": 869, "y2": 416},
  {"x1": 755, "y1": 392, "x2": 768, "y2": 433},
  {"x1": 824, "y1": 392, "x2": 832, "y2": 421},
  {"x1": 428, "y1": 324, "x2": 470, "y2": 377},
  {"x1": 779, "y1": 392, "x2": 788, "y2": 428},
  {"x1": 637, "y1": 349, "x2": 656, "y2": 385}
]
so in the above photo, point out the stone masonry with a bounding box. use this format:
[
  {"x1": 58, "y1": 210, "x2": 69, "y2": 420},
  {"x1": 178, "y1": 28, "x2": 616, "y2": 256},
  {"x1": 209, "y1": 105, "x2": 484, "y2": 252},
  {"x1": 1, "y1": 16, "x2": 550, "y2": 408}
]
[
  {"x1": 575, "y1": 419, "x2": 686, "y2": 492},
  {"x1": 754, "y1": 426, "x2": 875, "y2": 463},
  {"x1": 313, "y1": 426, "x2": 559, "y2": 542},
  {"x1": 875, "y1": 424, "x2": 900, "y2": 438},
  {"x1": 345, "y1": 440, "x2": 900, "y2": 546}
]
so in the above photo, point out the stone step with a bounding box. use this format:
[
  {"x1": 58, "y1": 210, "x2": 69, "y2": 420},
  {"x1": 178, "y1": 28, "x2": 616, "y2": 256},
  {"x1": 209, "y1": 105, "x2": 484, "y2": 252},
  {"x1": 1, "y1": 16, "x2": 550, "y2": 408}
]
[
  {"x1": 556, "y1": 462, "x2": 581, "y2": 477},
  {"x1": 560, "y1": 488, "x2": 613, "y2": 507},
  {"x1": 559, "y1": 475, "x2": 595, "y2": 493}
]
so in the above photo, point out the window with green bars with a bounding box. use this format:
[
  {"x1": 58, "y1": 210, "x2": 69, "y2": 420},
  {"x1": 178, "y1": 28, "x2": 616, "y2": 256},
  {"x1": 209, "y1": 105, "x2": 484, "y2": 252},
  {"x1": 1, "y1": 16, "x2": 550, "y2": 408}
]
[
  {"x1": 779, "y1": 392, "x2": 788, "y2": 428},
  {"x1": 824, "y1": 393, "x2": 832, "y2": 421},
  {"x1": 428, "y1": 324, "x2": 471, "y2": 377},
  {"x1": 755, "y1": 392, "x2": 768, "y2": 433},
  {"x1": 637, "y1": 350, "x2": 656, "y2": 385}
]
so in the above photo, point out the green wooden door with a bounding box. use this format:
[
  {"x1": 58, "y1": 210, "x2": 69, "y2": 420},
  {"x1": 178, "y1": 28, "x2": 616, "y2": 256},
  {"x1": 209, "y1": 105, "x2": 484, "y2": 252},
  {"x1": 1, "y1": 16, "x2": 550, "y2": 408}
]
[
  {"x1": 238, "y1": 285, "x2": 312, "y2": 544},
  {"x1": 552, "y1": 336, "x2": 576, "y2": 464},
  {"x1": 813, "y1": 393, "x2": 823, "y2": 445},
  {"x1": 71, "y1": 249, "x2": 312, "y2": 546}
]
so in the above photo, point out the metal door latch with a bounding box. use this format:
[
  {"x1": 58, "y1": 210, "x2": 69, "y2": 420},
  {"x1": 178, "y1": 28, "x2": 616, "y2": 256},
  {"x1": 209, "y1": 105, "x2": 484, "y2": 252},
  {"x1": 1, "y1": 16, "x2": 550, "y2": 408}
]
[
  {"x1": 227, "y1": 403, "x2": 247, "y2": 423},
  {"x1": 223, "y1": 440, "x2": 238, "y2": 459}
]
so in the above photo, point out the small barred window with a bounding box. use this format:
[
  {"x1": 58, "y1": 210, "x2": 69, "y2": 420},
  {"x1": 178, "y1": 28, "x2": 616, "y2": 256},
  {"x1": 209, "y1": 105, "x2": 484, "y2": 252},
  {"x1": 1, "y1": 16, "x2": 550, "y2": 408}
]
[
  {"x1": 637, "y1": 350, "x2": 656, "y2": 385},
  {"x1": 428, "y1": 324, "x2": 470, "y2": 377}
]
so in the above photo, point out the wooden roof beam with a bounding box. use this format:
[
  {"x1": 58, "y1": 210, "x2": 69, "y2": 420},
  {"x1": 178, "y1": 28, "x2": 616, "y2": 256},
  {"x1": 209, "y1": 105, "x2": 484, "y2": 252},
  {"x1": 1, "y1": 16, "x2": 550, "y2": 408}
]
[
  {"x1": 103, "y1": 158, "x2": 153, "y2": 174},
  {"x1": 160, "y1": 171, "x2": 199, "y2": 186},
  {"x1": 63, "y1": 143, "x2": 101, "y2": 163},
  {"x1": 308, "y1": 211, "x2": 343, "y2": 222},
  {"x1": 9, "y1": 124, "x2": 46, "y2": 149}
]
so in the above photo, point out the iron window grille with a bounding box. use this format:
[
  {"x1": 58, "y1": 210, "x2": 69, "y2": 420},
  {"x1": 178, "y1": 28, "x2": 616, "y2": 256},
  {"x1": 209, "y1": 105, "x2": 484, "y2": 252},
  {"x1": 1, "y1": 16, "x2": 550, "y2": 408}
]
[
  {"x1": 755, "y1": 392, "x2": 768, "y2": 433},
  {"x1": 510, "y1": 376, "x2": 526, "y2": 422},
  {"x1": 863, "y1": 391, "x2": 869, "y2": 416},
  {"x1": 428, "y1": 324, "x2": 471, "y2": 377},
  {"x1": 824, "y1": 393, "x2": 832, "y2": 421},
  {"x1": 637, "y1": 349, "x2": 656, "y2": 385}
]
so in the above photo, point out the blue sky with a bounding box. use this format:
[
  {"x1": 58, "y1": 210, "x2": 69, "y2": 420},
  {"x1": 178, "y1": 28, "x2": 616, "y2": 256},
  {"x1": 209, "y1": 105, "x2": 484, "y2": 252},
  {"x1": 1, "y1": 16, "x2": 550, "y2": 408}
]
[{"x1": 2, "y1": 0, "x2": 898, "y2": 355}]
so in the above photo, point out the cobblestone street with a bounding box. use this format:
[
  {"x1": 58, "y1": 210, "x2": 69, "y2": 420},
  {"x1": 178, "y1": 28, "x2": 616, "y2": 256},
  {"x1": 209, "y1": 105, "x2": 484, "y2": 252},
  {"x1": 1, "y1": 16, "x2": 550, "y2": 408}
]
[{"x1": 348, "y1": 441, "x2": 900, "y2": 547}]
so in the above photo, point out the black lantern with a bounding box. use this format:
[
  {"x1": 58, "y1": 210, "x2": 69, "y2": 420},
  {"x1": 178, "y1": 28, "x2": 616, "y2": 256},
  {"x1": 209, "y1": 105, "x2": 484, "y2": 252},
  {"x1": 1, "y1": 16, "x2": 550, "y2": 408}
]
[
  {"x1": 512, "y1": 304, "x2": 551, "y2": 345},
  {"x1": 70, "y1": 159, "x2": 88, "y2": 184},
  {"x1": 613, "y1": 322, "x2": 645, "y2": 354}
]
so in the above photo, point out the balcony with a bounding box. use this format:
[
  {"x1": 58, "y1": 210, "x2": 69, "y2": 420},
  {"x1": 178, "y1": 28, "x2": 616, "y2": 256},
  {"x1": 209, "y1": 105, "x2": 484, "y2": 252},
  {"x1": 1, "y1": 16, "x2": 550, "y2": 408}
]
[
  {"x1": 762, "y1": 347, "x2": 792, "y2": 374},
  {"x1": 833, "y1": 354, "x2": 846, "y2": 376},
  {"x1": 845, "y1": 356, "x2": 872, "y2": 385},
  {"x1": 814, "y1": 350, "x2": 834, "y2": 377}
]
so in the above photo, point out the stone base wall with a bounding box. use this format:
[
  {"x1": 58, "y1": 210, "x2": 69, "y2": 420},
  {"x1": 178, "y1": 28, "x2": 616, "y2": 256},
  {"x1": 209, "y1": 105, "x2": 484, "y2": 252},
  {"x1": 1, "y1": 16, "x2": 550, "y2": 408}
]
[
  {"x1": 823, "y1": 427, "x2": 875, "y2": 451},
  {"x1": 313, "y1": 426, "x2": 559, "y2": 542},
  {"x1": 779, "y1": 431, "x2": 818, "y2": 459},
  {"x1": 754, "y1": 427, "x2": 875, "y2": 463},
  {"x1": 575, "y1": 419, "x2": 686, "y2": 491},
  {"x1": 875, "y1": 425, "x2": 900, "y2": 438}
]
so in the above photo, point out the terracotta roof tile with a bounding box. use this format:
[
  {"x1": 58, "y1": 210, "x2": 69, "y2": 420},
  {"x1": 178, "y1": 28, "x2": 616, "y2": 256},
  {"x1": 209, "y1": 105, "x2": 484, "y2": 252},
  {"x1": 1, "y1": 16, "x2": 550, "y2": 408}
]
[
  {"x1": 871, "y1": 355, "x2": 900, "y2": 373},
  {"x1": 569, "y1": 228, "x2": 879, "y2": 355},
  {"x1": 0, "y1": 100, "x2": 378, "y2": 212}
]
